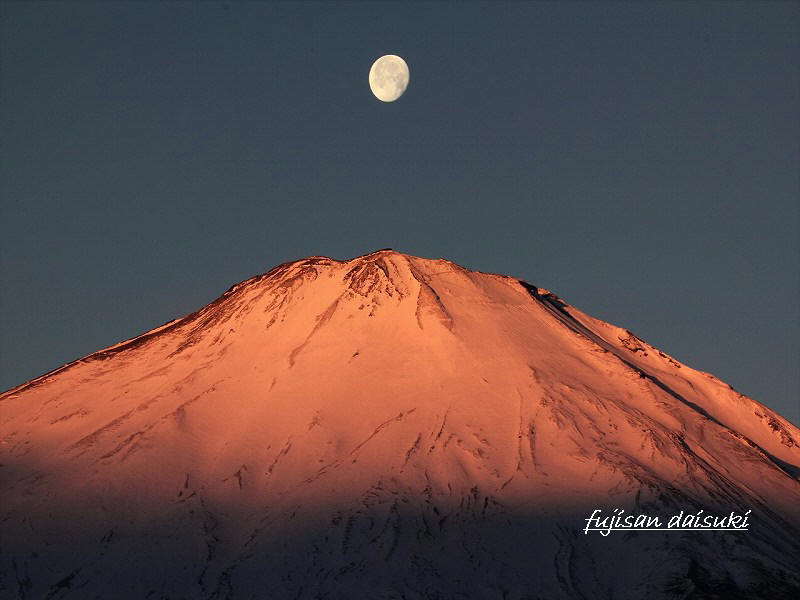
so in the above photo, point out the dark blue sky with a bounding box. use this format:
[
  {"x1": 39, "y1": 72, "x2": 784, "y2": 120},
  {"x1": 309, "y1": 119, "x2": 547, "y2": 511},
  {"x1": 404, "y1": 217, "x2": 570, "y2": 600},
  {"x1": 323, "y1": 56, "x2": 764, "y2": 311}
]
[{"x1": 1, "y1": 2, "x2": 798, "y2": 424}]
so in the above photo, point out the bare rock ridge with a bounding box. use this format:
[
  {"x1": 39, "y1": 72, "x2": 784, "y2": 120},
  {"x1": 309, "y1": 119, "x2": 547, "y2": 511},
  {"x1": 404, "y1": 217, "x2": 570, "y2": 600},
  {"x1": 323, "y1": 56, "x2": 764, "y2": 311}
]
[{"x1": 1, "y1": 250, "x2": 799, "y2": 599}]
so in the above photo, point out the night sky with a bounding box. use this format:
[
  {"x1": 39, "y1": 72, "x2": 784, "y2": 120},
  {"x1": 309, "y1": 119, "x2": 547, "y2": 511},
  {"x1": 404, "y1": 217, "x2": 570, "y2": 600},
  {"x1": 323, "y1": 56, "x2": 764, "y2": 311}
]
[{"x1": 1, "y1": 2, "x2": 798, "y2": 424}]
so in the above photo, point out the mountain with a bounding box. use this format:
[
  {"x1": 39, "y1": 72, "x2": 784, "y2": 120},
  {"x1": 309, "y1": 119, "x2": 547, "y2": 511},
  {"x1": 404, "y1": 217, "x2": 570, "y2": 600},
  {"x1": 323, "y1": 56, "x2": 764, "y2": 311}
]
[{"x1": 1, "y1": 249, "x2": 798, "y2": 599}]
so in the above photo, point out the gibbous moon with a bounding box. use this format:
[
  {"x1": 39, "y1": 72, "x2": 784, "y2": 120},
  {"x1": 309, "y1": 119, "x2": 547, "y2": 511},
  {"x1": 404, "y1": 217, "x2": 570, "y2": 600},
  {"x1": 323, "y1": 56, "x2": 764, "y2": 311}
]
[{"x1": 368, "y1": 55, "x2": 409, "y2": 102}]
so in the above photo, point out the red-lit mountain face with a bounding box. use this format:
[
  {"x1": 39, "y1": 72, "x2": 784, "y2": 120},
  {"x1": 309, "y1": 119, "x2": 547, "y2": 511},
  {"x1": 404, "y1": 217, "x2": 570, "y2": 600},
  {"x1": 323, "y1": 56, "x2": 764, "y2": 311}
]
[{"x1": 1, "y1": 250, "x2": 799, "y2": 599}]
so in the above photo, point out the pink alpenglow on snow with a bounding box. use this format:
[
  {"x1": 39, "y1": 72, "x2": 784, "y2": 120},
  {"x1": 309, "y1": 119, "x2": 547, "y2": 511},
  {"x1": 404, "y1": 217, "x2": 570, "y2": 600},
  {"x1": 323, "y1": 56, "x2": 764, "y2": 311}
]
[{"x1": 1, "y1": 250, "x2": 799, "y2": 598}]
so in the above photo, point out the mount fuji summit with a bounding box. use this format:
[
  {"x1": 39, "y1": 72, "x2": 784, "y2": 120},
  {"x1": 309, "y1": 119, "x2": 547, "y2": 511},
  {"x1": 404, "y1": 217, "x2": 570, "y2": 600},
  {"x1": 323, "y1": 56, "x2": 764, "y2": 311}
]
[{"x1": 1, "y1": 250, "x2": 799, "y2": 599}]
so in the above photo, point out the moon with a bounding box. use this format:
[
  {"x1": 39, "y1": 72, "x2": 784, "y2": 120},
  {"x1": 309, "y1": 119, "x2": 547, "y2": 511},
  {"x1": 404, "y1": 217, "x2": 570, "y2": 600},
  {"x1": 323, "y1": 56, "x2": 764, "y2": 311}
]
[{"x1": 368, "y1": 55, "x2": 409, "y2": 102}]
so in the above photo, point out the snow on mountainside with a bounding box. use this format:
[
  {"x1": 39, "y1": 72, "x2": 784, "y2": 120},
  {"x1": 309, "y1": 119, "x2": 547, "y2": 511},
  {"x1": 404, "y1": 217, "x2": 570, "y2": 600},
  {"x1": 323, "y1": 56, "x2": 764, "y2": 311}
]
[{"x1": 1, "y1": 249, "x2": 799, "y2": 599}]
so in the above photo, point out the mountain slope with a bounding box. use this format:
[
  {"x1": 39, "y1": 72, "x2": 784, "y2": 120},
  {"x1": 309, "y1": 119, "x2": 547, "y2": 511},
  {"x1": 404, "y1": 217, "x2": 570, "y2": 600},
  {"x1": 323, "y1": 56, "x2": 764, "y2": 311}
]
[{"x1": 1, "y1": 250, "x2": 798, "y2": 599}]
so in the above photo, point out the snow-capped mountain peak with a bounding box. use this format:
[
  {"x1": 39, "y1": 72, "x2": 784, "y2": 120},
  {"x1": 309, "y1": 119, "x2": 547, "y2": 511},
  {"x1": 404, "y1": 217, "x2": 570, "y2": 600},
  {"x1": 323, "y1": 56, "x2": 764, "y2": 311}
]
[{"x1": 1, "y1": 251, "x2": 798, "y2": 598}]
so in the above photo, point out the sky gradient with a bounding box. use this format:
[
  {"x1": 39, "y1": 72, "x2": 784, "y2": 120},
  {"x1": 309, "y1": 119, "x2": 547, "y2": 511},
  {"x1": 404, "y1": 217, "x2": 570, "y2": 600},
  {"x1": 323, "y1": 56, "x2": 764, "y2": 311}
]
[{"x1": 1, "y1": 1, "x2": 798, "y2": 424}]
